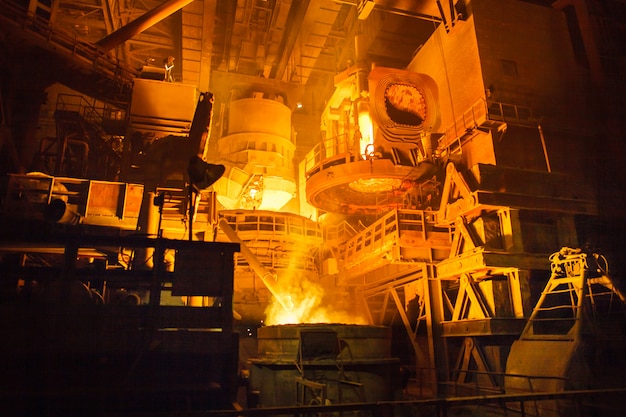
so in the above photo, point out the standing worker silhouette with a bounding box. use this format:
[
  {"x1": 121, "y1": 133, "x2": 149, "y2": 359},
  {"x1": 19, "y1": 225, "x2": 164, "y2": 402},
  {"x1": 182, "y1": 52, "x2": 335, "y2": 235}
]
[{"x1": 163, "y1": 56, "x2": 175, "y2": 82}]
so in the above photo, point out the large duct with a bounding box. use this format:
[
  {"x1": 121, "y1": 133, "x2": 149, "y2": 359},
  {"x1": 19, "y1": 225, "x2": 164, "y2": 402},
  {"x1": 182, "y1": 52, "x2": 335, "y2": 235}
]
[{"x1": 96, "y1": 0, "x2": 195, "y2": 51}]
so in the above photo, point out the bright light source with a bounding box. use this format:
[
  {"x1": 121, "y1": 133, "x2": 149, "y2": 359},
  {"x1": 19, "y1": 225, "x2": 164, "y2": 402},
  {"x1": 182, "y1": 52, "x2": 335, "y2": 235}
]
[
  {"x1": 357, "y1": 101, "x2": 374, "y2": 156},
  {"x1": 357, "y1": 0, "x2": 375, "y2": 20},
  {"x1": 349, "y1": 177, "x2": 401, "y2": 193},
  {"x1": 296, "y1": 101, "x2": 303, "y2": 109}
]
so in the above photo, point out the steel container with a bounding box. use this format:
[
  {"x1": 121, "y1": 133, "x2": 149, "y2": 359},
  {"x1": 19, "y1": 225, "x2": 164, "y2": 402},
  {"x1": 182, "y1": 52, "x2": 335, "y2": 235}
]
[{"x1": 248, "y1": 323, "x2": 402, "y2": 408}]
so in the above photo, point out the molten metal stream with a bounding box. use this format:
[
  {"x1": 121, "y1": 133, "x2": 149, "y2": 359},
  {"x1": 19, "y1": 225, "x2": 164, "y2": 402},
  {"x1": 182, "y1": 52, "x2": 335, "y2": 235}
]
[{"x1": 218, "y1": 218, "x2": 294, "y2": 311}]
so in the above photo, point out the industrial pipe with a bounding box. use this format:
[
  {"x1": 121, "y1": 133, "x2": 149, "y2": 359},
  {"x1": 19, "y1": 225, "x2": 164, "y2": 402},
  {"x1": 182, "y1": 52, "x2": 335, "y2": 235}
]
[
  {"x1": 96, "y1": 0, "x2": 195, "y2": 51},
  {"x1": 218, "y1": 218, "x2": 294, "y2": 311}
]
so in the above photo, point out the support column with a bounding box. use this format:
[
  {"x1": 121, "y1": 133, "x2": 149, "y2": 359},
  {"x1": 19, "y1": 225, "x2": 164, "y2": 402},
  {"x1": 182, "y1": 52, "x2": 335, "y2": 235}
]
[{"x1": 425, "y1": 274, "x2": 448, "y2": 397}]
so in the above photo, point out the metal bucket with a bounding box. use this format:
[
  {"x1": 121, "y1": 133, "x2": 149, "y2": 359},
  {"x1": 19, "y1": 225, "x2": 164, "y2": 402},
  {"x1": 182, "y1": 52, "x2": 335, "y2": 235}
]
[{"x1": 248, "y1": 323, "x2": 402, "y2": 408}]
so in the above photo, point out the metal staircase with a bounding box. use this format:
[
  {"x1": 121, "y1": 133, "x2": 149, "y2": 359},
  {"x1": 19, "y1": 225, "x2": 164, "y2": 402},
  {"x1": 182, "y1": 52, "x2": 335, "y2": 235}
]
[{"x1": 37, "y1": 94, "x2": 124, "y2": 179}]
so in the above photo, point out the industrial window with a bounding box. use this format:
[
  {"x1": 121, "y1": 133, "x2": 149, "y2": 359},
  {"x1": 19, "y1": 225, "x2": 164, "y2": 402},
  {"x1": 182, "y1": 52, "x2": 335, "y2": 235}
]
[{"x1": 500, "y1": 60, "x2": 518, "y2": 77}]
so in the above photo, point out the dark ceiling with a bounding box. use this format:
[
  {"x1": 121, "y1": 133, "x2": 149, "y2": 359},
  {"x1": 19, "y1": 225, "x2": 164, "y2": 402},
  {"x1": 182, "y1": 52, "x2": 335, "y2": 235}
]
[
  {"x1": 0, "y1": 1, "x2": 464, "y2": 107},
  {"x1": 0, "y1": 0, "x2": 560, "y2": 110}
]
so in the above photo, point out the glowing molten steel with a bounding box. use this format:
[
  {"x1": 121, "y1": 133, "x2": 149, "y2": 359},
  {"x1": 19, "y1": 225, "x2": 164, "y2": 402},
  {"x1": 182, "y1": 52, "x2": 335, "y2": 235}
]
[
  {"x1": 264, "y1": 271, "x2": 368, "y2": 326},
  {"x1": 218, "y1": 218, "x2": 367, "y2": 326}
]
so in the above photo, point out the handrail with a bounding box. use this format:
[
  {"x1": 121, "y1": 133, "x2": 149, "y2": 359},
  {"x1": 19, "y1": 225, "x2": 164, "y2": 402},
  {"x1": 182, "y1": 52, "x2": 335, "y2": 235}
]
[
  {"x1": 55, "y1": 93, "x2": 126, "y2": 127},
  {"x1": 217, "y1": 211, "x2": 323, "y2": 273},
  {"x1": 439, "y1": 98, "x2": 535, "y2": 153},
  {"x1": 487, "y1": 100, "x2": 535, "y2": 125},
  {"x1": 220, "y1": 211, "x2": 323, "y2": 240},
  {"x1": 56, "y1": 94, "x2": 103, "y2": 126},
  {"x1": 303, "y1": 133, "x2": 351, "y2": 176},
  {"x1": 339, "y1": 209, "x2": 448, "y2": 265},
  {"x1": 165, "y1": 387, "x2": 626, "y2": 416},
  {"x1": 441, "y1": 98, "x2": 490, "y2": 149},
  {"x1": 324, "y1": 220, "x2": 357, "y2": 244},
  {"x1": 339, "y1": 210, "x2": 400, "y2": 270}
]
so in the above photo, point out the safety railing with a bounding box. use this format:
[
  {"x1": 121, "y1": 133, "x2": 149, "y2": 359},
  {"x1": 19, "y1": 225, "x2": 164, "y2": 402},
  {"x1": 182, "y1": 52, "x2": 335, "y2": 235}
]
[
  {"x1": 218, "y1": 211, "x2": 323, "y2": 272},
  {"x1": 339, "y1": 210, "x2": 400, "y2": 271},
  {"x1": 324, "y1": 220, "x2": 358, "y2": 246},
  {"x1": 338, "y1": 209, "x2": 450, "y2": 272},
  {"x1": 404, "y1": 364, "x2": 626, "y2": 417},
  {"x1": 442, "y1": 98, "x2": 490, "y2": 148},
  {"x1": 219, "y1": 211, "x2": 323, "y2": 241},
  {"x1": 51, "y1": 93, "x2": 125, "y2": 178},
  {"x1": 230, "y1": 244, "x2": 318, "y2": 273},
  {"x1": 487, "y1": 100, "x2": 535, "y2": 125},
  {"x1": 177, "y1": 386, "x2": 626, "y2": 417},
  {"x1": 444, "y1": 366, "x2": 595, "y2": 416},
  {"x1": 447, "y1": 367, "x2": 570, "y2": 396},
  {"x1": 56, "y1": 93, "x2": 126, "y2": 129},
  {"x1": 439, "y1": 98, "x2": 535, "y2": 154},
  {"x1": 303, "y1": 133, "x2": 351, "y2": 177}
]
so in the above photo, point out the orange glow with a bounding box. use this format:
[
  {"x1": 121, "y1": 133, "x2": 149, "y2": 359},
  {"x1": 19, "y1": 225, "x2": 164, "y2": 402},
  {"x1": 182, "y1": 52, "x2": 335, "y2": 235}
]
[
  {"x1": 357, "y1": 102, "x2": 374, "y2": 156},
  {"x1": 349, "y1": 177, "x2": 402, "y2": 193},
  {"x1": 264, "y1": 270, "x2": 368, "y2": 326}
]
